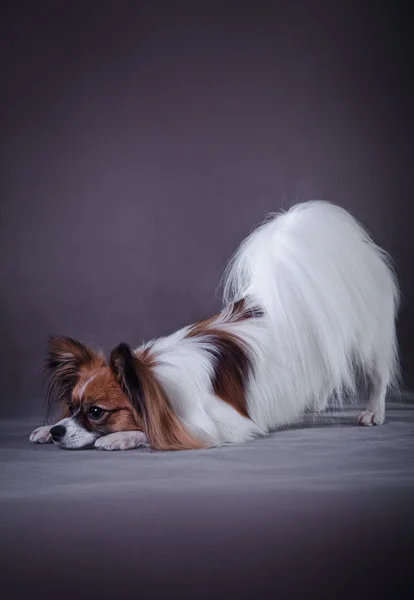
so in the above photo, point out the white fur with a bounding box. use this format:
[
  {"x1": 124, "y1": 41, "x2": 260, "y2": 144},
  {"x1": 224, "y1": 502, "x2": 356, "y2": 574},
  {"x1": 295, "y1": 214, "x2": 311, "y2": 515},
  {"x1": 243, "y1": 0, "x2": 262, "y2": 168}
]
[
  {"x1": 94, "y1": 430, "x2": 148, "y2": 450},
  {"x1": 50, "y1": 416, "x2": 98, "y2": 449},
  {"x1": 137, "y1": 201, "x2": 399, "y2": 444},
  {"x1": 31, "y1": 201, "x2": 399, "y2": 451},
  {"x1": 150, "y1": 332, "x2": 266, "y2": 445},
  {"x1": 30, "y1": 425, "x2": 52, "y2": 444},
  {"x1": 29, "y1": 420, "x2": 147, "y2": 451}
]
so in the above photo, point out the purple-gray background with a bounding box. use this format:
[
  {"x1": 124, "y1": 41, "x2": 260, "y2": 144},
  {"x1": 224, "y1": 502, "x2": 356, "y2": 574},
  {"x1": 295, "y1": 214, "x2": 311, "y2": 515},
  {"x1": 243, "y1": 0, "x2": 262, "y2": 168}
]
[
  {"x1": 1, "y1": 1, "x2": 413, "y2": 418},
  {"x1": 1, "y1": 5, "x2": 414, "y2": 599}
]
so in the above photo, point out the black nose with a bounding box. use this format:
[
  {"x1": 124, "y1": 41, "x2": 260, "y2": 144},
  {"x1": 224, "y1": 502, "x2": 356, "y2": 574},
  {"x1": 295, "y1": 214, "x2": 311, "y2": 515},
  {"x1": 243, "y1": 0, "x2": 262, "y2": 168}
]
[{"x1": 50, "y1": 425, "x2": 66, "y2": 441}]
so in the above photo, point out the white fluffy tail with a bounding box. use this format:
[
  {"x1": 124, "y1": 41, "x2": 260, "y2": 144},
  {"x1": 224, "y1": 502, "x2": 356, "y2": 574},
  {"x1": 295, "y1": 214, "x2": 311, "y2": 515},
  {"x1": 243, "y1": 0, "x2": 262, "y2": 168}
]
[{"x1": 222, "y1": 201, "x2": 400, "y2": 410}]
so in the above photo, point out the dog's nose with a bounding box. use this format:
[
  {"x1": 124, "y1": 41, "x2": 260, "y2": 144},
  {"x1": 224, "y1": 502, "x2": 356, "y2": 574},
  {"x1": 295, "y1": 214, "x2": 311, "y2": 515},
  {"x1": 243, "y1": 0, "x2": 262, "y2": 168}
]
[{"x1": 50, "y1": 425, "x2": 66, "y2": 441}]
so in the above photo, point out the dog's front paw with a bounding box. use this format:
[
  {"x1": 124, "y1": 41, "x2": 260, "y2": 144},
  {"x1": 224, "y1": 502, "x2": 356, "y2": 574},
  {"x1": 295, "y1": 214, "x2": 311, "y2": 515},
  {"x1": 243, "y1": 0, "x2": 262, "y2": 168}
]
[
  {"x1": 94, "y1": 430, "x2": 148, "y2": 451},
  {"x1": 30, "y1": 425, "x2": 52, "y2": 444},
  {"x1": 357, "y1": 410, "x2": 385, "y2": 426}
]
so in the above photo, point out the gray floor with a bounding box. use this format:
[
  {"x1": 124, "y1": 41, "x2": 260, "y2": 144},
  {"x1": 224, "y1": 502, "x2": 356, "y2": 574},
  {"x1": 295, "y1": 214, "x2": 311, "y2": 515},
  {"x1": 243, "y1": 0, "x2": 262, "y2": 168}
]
[{"x1": 1, "y1": 398, "x2": 414, "y2": 599}]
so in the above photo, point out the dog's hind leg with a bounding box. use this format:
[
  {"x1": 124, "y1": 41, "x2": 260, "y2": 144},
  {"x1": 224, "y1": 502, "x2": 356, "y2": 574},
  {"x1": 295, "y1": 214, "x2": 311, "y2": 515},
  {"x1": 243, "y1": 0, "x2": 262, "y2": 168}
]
[
  {"x1": 357, "y1": 369, "x2": 387, "y2": 426},
  {"x1": 357, "y1": 327, "x2": 396, "y2": 426}
]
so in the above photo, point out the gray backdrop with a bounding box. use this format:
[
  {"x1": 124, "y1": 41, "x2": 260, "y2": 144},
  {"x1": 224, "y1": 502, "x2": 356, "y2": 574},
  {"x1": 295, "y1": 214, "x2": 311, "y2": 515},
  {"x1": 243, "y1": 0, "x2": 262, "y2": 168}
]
[{"x1": 1, "y1": 1, "x2": 413, "y2": 418}]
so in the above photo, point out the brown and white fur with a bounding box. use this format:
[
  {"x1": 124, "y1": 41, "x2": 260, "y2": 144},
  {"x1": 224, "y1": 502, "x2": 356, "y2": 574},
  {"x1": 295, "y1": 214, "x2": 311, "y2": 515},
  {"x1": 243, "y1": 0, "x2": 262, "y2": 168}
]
[{"x1": 30, "y1": 202, "x2": 400, "y2": 451}]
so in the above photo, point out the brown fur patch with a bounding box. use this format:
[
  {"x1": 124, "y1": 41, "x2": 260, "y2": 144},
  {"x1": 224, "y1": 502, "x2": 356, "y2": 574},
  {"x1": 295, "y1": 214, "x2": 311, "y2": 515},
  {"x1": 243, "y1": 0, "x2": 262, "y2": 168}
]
[
  {"x1": 133, "y1": 357, "x2": 205, "y2": 451},
  {"x1": 45, "y1": 336, "x2": 106, "y2": 419},
  {"x1": 186, "y1": 300, "x2": 262, "y2": 417},
  {"x1": 186, "y1": 314, "x2": 220, "y2": 338},
  {"x1": 227, "y1": 298, "x2": 264, "y2": 321},
  {"x1": 207, "y1": 331, "x2": 252, "y2": 418},
  {"x1": 45, "y1": 337, "x2": 144, "y2": 434},
  {"x1": 110, "y1": 343, "x2": 205, "y2": 451},
  {"x1": 71, "y1": 367, "x2": 144, "y2": 434},
  {"x1": 186, "y1": 299, "x2": 263, "y2": 338}
]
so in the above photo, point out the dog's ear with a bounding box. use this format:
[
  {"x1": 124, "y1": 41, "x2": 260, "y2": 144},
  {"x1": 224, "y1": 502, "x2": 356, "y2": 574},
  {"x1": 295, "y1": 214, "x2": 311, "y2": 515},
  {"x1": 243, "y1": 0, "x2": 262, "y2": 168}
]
[
  {"x1": 109, "y1": 343, "x2": 147, "y2": 418},
  {"x1": 44, "y1": 336, "x2": 105, "y2": 414},
  {"x1": 110, "y1": 342, "x2": 205, "y2": 451}
]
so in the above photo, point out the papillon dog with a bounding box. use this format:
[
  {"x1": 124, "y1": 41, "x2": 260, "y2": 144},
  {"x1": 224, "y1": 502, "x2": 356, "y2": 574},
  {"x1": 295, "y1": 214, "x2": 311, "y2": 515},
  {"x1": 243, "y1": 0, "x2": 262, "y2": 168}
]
[{"x1": 30, "y1": 201, "x2": 399, "y2": 451}]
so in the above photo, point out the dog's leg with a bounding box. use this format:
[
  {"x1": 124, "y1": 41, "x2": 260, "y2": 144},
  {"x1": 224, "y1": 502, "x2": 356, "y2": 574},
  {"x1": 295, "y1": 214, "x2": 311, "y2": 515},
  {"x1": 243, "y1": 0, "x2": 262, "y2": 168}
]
[
  {"x1": 357, "y1": 362, "x2": 388, "y2": 427},
  {"x1": 94, "y1": 430, "x2": 148, "y2": 451},
  {"x1": 357, "y1": 289, "x2": 398, "y2": 427},
  {"x1": 30, "y1": 425, "x2": 53, "y2": 443}
]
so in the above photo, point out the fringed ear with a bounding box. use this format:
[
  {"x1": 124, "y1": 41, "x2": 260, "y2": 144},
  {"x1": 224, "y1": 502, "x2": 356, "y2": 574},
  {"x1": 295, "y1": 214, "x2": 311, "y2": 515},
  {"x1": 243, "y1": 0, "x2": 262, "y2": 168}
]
[
  {"x1": 109, "y1": 343, "x2": 147, "y2": 418},
  {"x1": 44, "y1": 335, "x2": 105, "y2": 418},
  {"x1": 110, "y1": 343, "x2": 205, "y2": 451}
]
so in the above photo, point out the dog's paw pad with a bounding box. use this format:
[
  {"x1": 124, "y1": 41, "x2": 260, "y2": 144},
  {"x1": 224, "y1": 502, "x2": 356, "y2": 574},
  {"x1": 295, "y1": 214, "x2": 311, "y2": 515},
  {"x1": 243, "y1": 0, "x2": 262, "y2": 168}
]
[
  {"x1": 357, "y1": 411, "x2": 385, "y2": 426},
  {"x1": 30, "y1": 426, "x2": 52, "y2": 443}
]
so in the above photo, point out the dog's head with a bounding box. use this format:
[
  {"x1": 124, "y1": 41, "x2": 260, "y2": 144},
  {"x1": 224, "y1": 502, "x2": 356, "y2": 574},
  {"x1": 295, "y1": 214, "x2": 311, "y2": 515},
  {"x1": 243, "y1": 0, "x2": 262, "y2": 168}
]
[{"x1": 44, "y1": 336, "x2": 143, "y2": 449}]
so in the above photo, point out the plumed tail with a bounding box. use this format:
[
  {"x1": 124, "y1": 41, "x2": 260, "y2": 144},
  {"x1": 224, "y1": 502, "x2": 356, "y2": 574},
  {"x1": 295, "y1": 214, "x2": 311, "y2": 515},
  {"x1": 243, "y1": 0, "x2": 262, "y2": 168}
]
[{"x1": 222, "y1": 201, "x2": 400, "y2": 406}]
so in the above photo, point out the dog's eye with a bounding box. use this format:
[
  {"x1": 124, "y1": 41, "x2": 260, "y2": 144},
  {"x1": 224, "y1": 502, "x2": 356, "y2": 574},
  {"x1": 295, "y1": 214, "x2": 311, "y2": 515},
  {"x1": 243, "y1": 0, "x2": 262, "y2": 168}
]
[
  {"x1": 88, "y1": 406, "x2": 105, "y2": 420},
  {"x1": 68, "y1": 403, "x2": 73, "y2": 414}
]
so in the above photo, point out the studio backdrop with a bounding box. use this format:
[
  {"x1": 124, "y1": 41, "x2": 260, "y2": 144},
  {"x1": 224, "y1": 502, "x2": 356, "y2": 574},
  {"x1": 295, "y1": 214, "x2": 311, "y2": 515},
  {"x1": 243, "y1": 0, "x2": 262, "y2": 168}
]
[{"x1": 1, "y1": 2, "x2": 412, "y2": 418}]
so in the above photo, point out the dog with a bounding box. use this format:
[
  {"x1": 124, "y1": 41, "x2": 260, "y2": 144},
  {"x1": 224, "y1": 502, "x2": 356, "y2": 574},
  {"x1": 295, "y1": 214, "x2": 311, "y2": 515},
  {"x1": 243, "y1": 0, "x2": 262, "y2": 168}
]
[{"x1": 30, "y1": 201, "x2": 399, "y2": 451}]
